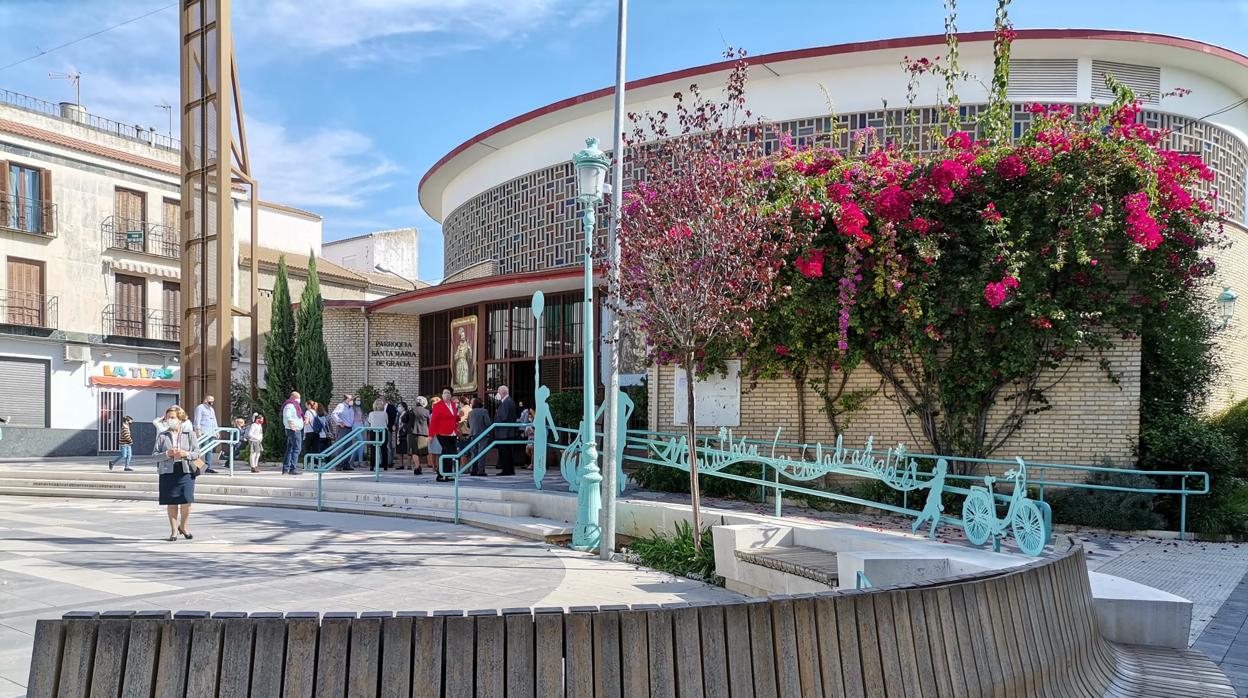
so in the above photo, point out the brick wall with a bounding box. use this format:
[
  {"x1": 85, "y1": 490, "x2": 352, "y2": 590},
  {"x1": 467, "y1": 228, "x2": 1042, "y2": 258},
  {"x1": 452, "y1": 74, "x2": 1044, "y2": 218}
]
[
  {"x1": 323, "y1": 309, "x2": 421, "y2": 404},
  {"x1": 1208, "y1": 222, "x2": 1248, "y2": 415},
  {"x1": 647, "y1": 337, "x2": 1142, "y2": 470}
]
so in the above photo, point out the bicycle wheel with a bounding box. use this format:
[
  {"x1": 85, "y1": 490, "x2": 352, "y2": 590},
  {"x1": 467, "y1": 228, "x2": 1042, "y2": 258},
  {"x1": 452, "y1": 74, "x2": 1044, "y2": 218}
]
[
  {"x1": 1011, "y1": 499, "x2": 1047, "y2": 556},
  {"x1": 961, "y1": 489, "x2": 995, "y2": 546}
]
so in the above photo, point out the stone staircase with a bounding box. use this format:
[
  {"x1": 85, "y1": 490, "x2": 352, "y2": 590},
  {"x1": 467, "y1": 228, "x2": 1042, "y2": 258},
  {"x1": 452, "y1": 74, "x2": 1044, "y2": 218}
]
[{"x1": 0, "y1": 468, "x2": 573, "y2": 542}]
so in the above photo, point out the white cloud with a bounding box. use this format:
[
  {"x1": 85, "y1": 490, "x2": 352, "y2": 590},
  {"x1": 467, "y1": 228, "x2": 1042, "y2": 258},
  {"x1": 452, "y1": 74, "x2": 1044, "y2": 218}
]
[
  {"x1": 237, "y1": 0, "x2": 611, "y2": 61},
  {"x1": 247, "y1": 118, "x2": 400, "y2": 209}
]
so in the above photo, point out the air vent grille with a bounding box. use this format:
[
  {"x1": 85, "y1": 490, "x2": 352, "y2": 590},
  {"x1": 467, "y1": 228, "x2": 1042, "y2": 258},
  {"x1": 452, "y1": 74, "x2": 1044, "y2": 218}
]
[
  {"x1": 1007, "y1": 59, "x2": 1078, "y2": 100},
  {"x1": 1092, "y1": 60, "x2": 1161, "y2": 104}
]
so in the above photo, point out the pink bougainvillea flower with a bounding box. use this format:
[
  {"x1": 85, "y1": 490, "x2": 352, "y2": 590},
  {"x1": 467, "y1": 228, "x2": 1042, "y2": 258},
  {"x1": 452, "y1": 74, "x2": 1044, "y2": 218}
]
[
  {"x1": 984, "y1": 281, "x2": 1009, "y2": 308},
  {"x1": 774, "y1": 344, "x2": 790, "y2": 356},
  {"x1": 796, "y1": 200, "x2": 822, "y2": 219},
  {"x1": 837, "y1": 201, "x2": 873, "y2": 246},
  {"x1": 910, "y1": 216, "x2": 931, "y2": 234},
  {"x1": 1123, "y1": 192, "x2": 1163, "y2": 250},
  {"x1": 666, "y1": 224, "x2": 692, "y2": 240},
  {"x1": 1002, "y1": 275, "x2": 1019, "y2": 289},
  {"x1": 1031, "y1": 316, "x2": 1053, "y2": 330},
  {"x1": 981, "y1": 203, "x2": 1003, "y2": 223},
  {"x1": 1087, "y1": 203, "x2": 1104, "y2": 219},
  {"x1": 795, "y1": 249, "x2": 825, "y2": 278},
  {"x1": 873, "y1": 185, "x2": 913, "y2": 222},
  {"x1": 996, "y1": 154, "x2": 1028, "y2": 180},
  {"x1": 945, "y1": 131, "x2": 973, "y2": 150}
]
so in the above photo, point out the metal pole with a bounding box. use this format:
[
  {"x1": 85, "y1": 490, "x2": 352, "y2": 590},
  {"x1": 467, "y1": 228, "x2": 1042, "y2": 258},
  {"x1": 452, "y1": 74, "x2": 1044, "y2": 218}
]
[
  {"x1": 572, "y1": 196, "x2": 603, "y2": 552},
  {"x1": 600, "y1": 0, "x2": 628, "y2": 561}
]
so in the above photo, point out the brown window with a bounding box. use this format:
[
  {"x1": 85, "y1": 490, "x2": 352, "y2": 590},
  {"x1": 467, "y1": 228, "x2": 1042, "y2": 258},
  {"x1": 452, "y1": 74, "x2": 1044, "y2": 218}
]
[
  {"x1": 161, "y1": 281, "x2": 181, "y2": 341},
  {"x1": 5, "y1": 257, "x2": 45, "y2": 326},
  {"x1": 114, "y1": 274, "x2": 146, "y2": 337},
  {"x1": 162, "y1": 198, "x2": 180, "y2": 234},
  {"x1": 114, "y1": 188, "x2": 146, "y2": 252},
  {"x1": 0, "y1": 162, "x2": 53, "y2": 235}
]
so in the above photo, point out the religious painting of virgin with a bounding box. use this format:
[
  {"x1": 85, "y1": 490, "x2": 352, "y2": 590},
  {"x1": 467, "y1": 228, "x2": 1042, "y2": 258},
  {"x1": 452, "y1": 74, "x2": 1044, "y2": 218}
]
[{"x1": 450, "y1": 315, "x2": 478, "y2": 392}]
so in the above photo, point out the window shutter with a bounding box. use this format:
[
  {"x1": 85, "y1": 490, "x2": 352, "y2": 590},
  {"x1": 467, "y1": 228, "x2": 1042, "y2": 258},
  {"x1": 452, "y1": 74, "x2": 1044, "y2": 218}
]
[
  {"x1": 0, "y1": 161, "x2": 8, "y2": 225},
  {"x1": 39, "y1": 168, "x2": 53, "y2": 235}
]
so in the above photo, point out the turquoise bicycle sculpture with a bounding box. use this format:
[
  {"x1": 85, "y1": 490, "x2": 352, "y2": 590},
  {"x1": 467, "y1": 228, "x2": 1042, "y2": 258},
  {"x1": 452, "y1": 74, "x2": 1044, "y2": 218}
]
[{"x1": 960, "y1": 457, "x2": 1052, "y2": 556}]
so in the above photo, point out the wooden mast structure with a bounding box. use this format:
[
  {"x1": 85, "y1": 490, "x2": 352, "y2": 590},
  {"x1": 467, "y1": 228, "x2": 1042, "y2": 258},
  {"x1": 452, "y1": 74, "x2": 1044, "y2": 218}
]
[{"x1": 179, "y1": 0, "x2": 259, "y2": 414}]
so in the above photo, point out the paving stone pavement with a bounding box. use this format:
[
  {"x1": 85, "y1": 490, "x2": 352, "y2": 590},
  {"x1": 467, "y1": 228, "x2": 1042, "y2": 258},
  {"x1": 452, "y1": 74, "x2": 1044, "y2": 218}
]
[
  {"x1": 0, "y1": 495, "x2": 741, "y2": 697},
  {"x1": 1193, "y1": 572, "x2": 1248, "y2": 698}
]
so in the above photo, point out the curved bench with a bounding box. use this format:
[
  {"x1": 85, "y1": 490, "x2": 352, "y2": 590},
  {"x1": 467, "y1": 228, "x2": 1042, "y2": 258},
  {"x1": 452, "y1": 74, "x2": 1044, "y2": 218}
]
[{"x1": 24, "y1": 539, "x2": 1233, "y2": 697}]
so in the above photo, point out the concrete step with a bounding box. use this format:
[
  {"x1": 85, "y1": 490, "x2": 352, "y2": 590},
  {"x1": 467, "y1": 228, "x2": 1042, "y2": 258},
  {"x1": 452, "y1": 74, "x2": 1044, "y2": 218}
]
[
  {"x1": 0, "y1": 474, "x2": 533, "y2": 517},
  {"x1": 0, "y1": 485, "x2": 572, "y2": 543}
]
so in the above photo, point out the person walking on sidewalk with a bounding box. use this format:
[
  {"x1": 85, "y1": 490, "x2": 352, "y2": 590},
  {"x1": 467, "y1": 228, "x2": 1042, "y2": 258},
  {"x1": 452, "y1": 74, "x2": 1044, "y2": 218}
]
[
  {"x1": 108, "y1": 416, "x2": 135, "y2": 471},
  {"x1": 281, "y1": 391, "x2": 303, "y2": 475},
  {"x1": 245, "y1": 414, "x2": 264, "y2": 473},
  {"x1": 154, "y1": 406, "x2": 200, "y2": 542},
  {"x1": 193, "y1": 395, "x2": 220, "y2": 473}
]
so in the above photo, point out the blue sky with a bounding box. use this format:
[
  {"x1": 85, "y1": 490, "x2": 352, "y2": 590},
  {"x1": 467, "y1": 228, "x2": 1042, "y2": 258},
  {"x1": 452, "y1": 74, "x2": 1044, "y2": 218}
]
[{"x1": 2, "y1": 0, "x2": 1248, "y2": 281}]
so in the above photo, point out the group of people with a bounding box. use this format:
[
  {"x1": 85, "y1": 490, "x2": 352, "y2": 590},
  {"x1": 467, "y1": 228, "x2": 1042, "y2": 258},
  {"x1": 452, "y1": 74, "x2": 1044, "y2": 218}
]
[{"x1": 103, "y1": 386, "x2": 540, "y2": 541}]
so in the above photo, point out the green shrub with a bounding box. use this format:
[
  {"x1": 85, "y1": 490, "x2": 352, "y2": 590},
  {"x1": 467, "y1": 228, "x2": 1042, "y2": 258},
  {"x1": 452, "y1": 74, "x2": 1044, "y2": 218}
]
[
  {"x1": 547, "y1": 390, "x2": 584, "y2": 432},
  {"x1": 1048, "y1": 472, "x2": 1165, "y2": 531},
  {"x1": 1210, "y1": 398, "x2": 1248, "y2": 477},
  {"x1": 630, "y1": 461, "x2": 764, "y2": 501},
  {"x1": 629, "y1": 521, "x2": 716, "y2": 580},
  {"x1": 1138, "y1": 415, "x2": 1245, "y2": 537}
]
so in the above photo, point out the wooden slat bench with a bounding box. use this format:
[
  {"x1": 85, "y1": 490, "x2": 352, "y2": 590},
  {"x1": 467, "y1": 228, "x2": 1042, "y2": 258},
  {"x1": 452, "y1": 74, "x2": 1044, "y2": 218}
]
[
  {"x1": 25, "y1": 540, "x2": 1234, "y2": 697},
  {"x1": 735, "y1": 545, "x2": 840, "y2": 587}
]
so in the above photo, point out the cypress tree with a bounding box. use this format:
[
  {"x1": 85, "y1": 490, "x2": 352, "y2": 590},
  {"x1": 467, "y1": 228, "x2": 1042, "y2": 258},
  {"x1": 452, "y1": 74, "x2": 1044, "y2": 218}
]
[
  {"x1": 262, "y1": 255, "x2": 296, "y2": 459},
  {"x1": 296, "y1": 251, "x2": 333, "y2": 409}
]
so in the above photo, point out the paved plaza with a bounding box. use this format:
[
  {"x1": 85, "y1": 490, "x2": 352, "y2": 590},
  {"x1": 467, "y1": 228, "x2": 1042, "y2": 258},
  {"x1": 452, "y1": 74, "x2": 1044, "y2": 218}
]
[{"x1": 0, "y1": 495, "x2": 740, "y2": 696}]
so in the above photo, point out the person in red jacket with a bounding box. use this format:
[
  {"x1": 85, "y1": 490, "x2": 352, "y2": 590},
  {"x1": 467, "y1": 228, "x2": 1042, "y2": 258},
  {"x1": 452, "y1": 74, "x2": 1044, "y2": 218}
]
[{"x1": 429, "y1": 387, "x2": 461, "y2": 482}]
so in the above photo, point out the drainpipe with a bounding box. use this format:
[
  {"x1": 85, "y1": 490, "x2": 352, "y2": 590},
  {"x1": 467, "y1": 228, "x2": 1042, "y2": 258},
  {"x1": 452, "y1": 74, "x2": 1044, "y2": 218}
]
[{"x1": 362, "y1": 307, "x2": 370, "y2": 385}]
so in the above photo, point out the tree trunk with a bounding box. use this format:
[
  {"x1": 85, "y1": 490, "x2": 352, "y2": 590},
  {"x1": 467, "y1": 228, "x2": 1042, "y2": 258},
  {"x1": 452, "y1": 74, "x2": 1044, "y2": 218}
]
[{"x1": 685, "y1": 357, "x2": 702, "y2": 551}]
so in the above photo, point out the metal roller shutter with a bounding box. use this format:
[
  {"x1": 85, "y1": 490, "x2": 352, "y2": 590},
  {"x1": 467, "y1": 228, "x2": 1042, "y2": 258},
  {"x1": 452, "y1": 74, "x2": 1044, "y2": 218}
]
[{"x1": 0, "y1": 357, "x2": 49, "y2": 427}]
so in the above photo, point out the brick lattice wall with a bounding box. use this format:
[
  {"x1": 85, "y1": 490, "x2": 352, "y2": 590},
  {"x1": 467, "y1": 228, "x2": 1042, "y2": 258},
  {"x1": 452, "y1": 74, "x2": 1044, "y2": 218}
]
[{"x1": 647, "y1": 336, "x2": 1142, "y2": 471}]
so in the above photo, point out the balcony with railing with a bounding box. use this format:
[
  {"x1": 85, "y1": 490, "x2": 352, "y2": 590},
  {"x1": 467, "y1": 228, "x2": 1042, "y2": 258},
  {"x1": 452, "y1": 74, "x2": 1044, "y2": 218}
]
[
  {"x1": 1, "y1": 194, "x2": 57, "y2": 238},
  {"x1": 1, "y1": 89, "x2": 179, "y2": 151},
  {"x1": 102, "y1": 305, "x2": 180, "y2": 343},
  {"x1": 102, "y1": 216, "x2": 179, "y2": 258},
  {"x1": 0, "y1": 290, "x2": 57, "y2": 330}
]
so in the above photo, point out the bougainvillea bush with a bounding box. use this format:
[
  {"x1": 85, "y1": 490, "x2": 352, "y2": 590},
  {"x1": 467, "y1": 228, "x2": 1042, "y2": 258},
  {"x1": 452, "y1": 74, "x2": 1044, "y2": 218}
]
[{"x1": 751, "y1": 86, "x2": 1223, "y2": 461}]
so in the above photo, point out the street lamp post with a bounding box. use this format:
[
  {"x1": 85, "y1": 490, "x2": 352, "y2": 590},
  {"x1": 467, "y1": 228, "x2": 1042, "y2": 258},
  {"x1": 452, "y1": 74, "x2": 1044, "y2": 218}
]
[{"x1": 571, "y1": 137, "x2": 610, "y2": 552}]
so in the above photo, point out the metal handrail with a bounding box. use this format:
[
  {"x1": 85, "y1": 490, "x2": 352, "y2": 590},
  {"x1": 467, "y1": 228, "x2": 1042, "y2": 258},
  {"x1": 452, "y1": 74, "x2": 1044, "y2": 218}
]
[
  {"x1": 621, "y1": 428, "x2": 1211, "y2": 539},
  {"x1": 102, "y1": 304, "x2": 179, "y2": 341},
  {"x1": 0, "y1": 289, "x2": 58, "y2": 329},
  {"x1": 435, "y1": 422, "x2": 528, "y2": 523},
  {"x1": 302, "y1": 426, "x2": 386, "y2": 510},
  {"x1": 0, "y1": 193, "x2": 57, "y2": 237},
  {"x1": 101, "y1": 215, "x2": 179, "y2": 258},
  {"x1": 196, "y1": 427, "x2": 240, "y2": 475},
  {"x1": 1, "y1": 88, "x2": 179, "y2": 150}
]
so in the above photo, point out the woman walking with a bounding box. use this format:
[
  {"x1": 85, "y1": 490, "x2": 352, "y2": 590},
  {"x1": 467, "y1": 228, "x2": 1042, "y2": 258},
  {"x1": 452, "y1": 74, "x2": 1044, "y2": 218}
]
[
  {"x1": 108, "y1": 416, "x2": 135, "y2": 471},
  {"x1": 245, "y1": 414, "x2": 264, "y2": 472},
  {"x1": 429, "y1": 389, "x2": 460, "y2": 482},
  {"x1": 154, "y1": 406, "x2": 200, "y2": 541},
  {"x1": 396, "y1": 401, "x2": 411, "y2": 470},
  {"x1": 302, "y1": 399, "x2": 322, "y2": 456}
]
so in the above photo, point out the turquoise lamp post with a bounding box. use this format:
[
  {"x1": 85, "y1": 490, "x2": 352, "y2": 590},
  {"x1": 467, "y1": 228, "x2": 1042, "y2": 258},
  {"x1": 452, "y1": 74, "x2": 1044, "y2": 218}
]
[{"x1": 571, "y1": 137, "x2": 610, "y2": 551}]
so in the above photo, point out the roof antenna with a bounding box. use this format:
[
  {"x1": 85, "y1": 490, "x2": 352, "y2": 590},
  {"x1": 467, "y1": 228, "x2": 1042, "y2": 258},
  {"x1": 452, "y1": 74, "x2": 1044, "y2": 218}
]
[
  {"x1": 155, "y1": 101, "x2": 172, "y2": 137},
  {"x1": 48, "y1": 70, "x2": 81, "y2": 106}
]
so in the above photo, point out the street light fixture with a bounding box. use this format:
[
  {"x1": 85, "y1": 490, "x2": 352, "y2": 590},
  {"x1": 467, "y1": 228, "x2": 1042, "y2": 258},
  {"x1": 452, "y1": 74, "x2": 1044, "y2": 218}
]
[
  {"x1": 1218, "y1": 286, "x2": 1238, "y2": 329},
  {"x1": 569, "y1": 136, "x2": 611, "y2": 552},
  {"x1": 375, "y1": 264, "x2": 419, "y2": 289}
]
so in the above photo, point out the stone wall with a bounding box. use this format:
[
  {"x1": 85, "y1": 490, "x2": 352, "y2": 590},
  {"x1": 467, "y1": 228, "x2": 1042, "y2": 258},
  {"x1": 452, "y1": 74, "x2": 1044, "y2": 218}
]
[
  {"x1": 323, "y1": 309, "x2": 421, "y2": 404},
  {"x1": 647, "y1": 337, "x2": 1142, "y2": 471}
]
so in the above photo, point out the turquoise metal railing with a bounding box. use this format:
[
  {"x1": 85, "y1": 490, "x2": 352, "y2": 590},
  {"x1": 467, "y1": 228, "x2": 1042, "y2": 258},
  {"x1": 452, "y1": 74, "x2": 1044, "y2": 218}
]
[
  {"x1": 302, "y1": 426, "x2": 386, "y2": 510},
  {"x1": 435, "y1": 422, "x2": 528, "y2": 524},
  {"x1": 196, "y1": 427, "x2": 240, "y2": 475},
  {"x1": 623, "y1": 428, "x2": 1210, "y2": 543},
  {"x1": 856, "y1": 571, "x2": 873, "y2": 589}
]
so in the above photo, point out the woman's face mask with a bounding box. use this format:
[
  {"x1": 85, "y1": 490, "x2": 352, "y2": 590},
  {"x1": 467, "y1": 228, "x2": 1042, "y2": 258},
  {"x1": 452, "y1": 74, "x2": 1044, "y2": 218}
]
[{"x1": 354, "y1": 400, "x2": 361, "y2": 406}]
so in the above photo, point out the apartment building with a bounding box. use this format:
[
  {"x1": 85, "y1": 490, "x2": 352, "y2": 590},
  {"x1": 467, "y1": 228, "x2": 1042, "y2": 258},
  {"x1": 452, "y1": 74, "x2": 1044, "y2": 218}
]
[{"x1": 0, "y1": 90, "x2": 403, "y2": 457}]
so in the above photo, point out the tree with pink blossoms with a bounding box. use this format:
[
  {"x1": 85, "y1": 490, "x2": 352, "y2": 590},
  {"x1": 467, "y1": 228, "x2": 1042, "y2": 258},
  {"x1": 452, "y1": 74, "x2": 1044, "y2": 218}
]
[{"x1": 616, "y1": 51, "x2": 807, "y2": 546}]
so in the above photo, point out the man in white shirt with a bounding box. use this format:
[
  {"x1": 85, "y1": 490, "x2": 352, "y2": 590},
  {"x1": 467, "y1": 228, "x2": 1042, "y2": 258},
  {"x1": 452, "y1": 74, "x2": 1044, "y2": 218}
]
[
  {"x1": 330, "y1": 394, "x2": 357, "y2": 471},
  {"x1": 193, "y1": 395, "x2": 219, "y2": 473},
  {"x1": 282, "y1": 391, "x2": 303, "y2": 475}
]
